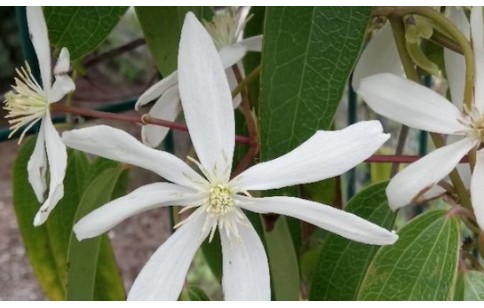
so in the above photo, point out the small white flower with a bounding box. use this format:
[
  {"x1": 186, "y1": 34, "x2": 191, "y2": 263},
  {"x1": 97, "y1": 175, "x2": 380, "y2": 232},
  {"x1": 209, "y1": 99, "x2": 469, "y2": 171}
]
[
  {"x1": 135, "y1": 7, "x2": 263, "y2": 148},
  {"x1": 4, "y1": 7, "x2": 75, "y2": 226},
  {"x1": 357, "y1": 7, "x2": 484, "y2": 227},
  {"x1": 62, "y1": 13, "x2": 397, "y2": 301}
]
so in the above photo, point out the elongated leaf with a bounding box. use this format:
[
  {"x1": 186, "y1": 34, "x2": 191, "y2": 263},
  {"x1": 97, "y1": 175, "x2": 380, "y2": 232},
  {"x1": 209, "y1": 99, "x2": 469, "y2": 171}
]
[
  {"x1": 260, "y1": 7, "x2": 371, "y2": 160},
  {"x1": 263, "y1": 216, "x2": 300, "y2": 300},
  {"x1": 358, "y1": 210, "x2": 460, "y2": 300},
  {"x1": 44, "y1": 7, "x2": 128, "y2": 60},
  {"x1": 180, "y1": 286, "x2": 210, "y2": 301},
  {"x1": 65, "y1": 166, "x2": 125, "y2": 300},
  {"x1": 309, "y1": 181, "x2": 396, "y2": 300},
  {"x1": 463, "y1": 271, "x2": 484, "y2": 300}
]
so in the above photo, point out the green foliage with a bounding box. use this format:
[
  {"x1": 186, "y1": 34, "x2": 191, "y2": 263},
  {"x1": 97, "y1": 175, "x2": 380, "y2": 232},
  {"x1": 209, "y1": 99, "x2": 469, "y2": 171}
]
[
  {"x1": 462, "y1": 271, "x2": 484, "y2": 300},
  {"x1": 44, "y1": 7, "x2": 128, "y2": 60},
  {"x1": 180, "y1": 286, "x2": 210, "y2": 301},
  {"x1": 309, "y1": 182, "x2": 396, "y2": 300},
  {"x1": 260, "y1": 7, "x2": 371, "y2": 161},
  {"x1": 358, "y1": 210, "x2": 460, "y2": 300}
]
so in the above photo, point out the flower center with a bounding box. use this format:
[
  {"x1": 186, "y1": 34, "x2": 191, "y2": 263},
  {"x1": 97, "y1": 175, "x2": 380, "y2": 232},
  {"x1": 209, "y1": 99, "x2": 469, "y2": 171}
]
[
  {"x1": 466, "y1": 107, "x2": 484, "y2": 143},
  {"x1": 203, "y1": 8, "x2": 241, "y2": 50},
  {"x1": 4, "y1": 64, "x2": 48, "y2": 143},
  {"x1": 207, "y1": 183, "x2": 235, "y2": 216}
]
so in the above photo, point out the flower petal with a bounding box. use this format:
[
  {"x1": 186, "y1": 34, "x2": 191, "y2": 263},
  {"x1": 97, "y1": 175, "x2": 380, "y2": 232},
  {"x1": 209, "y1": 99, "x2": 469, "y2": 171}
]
[
  {"x1": 387, "y1": 137, "x2": 476, "y2": 210},
  {"x1": 26, "y1": 6, "x2": 51, "y2": 90},
  {"x1": 48, "y1": 74, "x2": 75, "y2": 104},
  {"x1": 27, "y1": 118, "x2": 47, "y2": 203},
  {"x1": 219, "y1": 44, "x2": 248, "y2": 69},
  {"x1": 444, "y1": 7, "x2": 469, "y2": 107},
  {"x1": 231, "y1": 121, "x2": 389, "y2": 191},
  {"x1": 237, "y1": 196, "x2": 398, "y2": 245},
  {"x1": 226, "y1": 65, "x2": 242, "y2": 108},
  {"x1": 34, "y1": 113, "x2": 67, "y2": 226},
  {"x1": 141, "y1": 86, "x2": 181, "y2": 148},
  {"x1": 352, "y1": 23, "x2": 404, "y2": 90},
  {"x1": 221, "y1": 216, "x2": 270, "y2": 301},
  {"x1": 178, "y1": 13, "x2": 235, "y2": 182},
  {"x1": 239, "y1": 35, "x2": 263, "y2": 52},
  {"x1": 134, "y1": 71, "x2": 178, "y2": 110},
  {"x1": 74, "y1": 183, "x2": 203, "y2": 240},
  {"x1": 471, "y1": 149, "x2": 484, "y2": 230},
  {"x1": 359, "y1": 73, "x2": 468, "y2": 134},
  {"x1": 128, "y1": 209, "x2": 209, "y2": 300},
  {"x1": 62, "y1": 125, "x2": 207, "y2": 189},
  {"x1": 54, "y1": 47, "x2": 71, "y2": 75},
  {"x1": 471, "y1": 7, "x2": 484, "y2": 111}
]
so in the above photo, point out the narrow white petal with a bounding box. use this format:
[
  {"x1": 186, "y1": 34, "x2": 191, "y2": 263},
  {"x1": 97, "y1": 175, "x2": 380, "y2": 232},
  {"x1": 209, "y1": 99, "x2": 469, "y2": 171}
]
[
  {"x1": 359, "y1": 73, "x2": 468, "y2": 134},
  {"x1": 128, "y1": 209, "x2": 209, "y2": 300},
  {"x1": 239, "y1": 35, "x2": 263, "y2": 52},
  {"x1": 219, "y1": 44, "x2": 248, "y2": 69},
  {"x1": 221, "y1": 216, "x2": 270, "y2": 301},
  {"x1": 231, "y1": 121, "x2": 389, "y2": 191},
  {"x1": 48, "y1": 74, "x2": 75, "y2": 103},
  {"x1": 27, "y1": 119, "x2": 47, "y2": 203},
  {"x1": 26, "y1": 6, "x2": 51, "y2": 90},
  {"x1": 471, "y1": 149, "x2": 484, "y2": 230},
  {"x1": 34, "y1": 113, "x2": 67, "y2": 226},
  {"x1": 74, "y1": 183, "x2": 203, "y2": 240},
  {"x1": 141, "y1": 86, "x2": 181, "y2": 148},
  {"x1": 62, "y1": 125, "x2": 207, "y2": 189},
  {"x1": 444, "y1": 7, "x2": 469, "y2": 108},
  {"x1": 471, "y1": 7, "x2": 484, "y2": 111},
  {"x1": 53, "y1": 47, "x2": 71, "y2": 75},
  {"x1": 179, "y1": 13, "x2": 235, "y2": 181},
  {"x1": 135, "y1": 71, "x2": 179, "y2": 110},
  {"x1": 387, "y1": 137, "x2": 475, "y2": 210},
  {"x1": 237, "y1": 196, "x2": 398, "y2": 245},
  {"x1": 352, "y1": 23, "x2": 404, "y2": 90}
]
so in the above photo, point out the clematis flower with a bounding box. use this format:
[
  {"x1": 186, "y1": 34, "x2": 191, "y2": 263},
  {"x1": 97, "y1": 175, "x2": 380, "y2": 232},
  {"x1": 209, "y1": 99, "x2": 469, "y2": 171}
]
[
  {"x1": 62, "y1": 13, "x2": 397, "y2": 301},
  {"x1": 135, "y1": 7, "x2": 262, "y2": 148},
  {"x1": 357, "y1": 7, "x2": 484, "y2": 227},
  {"x1": 4, "y1": 6, "x2": 75, "y2": 226}
]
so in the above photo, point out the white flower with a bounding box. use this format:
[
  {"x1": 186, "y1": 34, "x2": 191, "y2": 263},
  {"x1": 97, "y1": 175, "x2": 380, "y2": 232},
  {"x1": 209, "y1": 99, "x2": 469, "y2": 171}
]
[
  {"x1": 357, "y1": 8, "x2": 484, "y2": 226},
  {"x1": 4, "y1": 7, "x2": 75, "y2": 226},
  {"x1": 135, "y1": 7, "x2": 263, "y2": 148},
  {"x1": 62, "y1": 12, "x2": 397, "y2": 301}
]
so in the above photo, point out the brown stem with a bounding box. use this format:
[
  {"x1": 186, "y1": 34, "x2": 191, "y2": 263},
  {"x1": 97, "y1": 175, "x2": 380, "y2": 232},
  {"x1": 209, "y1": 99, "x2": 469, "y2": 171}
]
[{"x1": 84, "y1": 38, "x2": 146, "y2": 68}]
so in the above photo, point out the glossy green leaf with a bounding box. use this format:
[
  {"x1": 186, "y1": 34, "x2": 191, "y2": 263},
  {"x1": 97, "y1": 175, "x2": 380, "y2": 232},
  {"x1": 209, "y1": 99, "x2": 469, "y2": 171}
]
[
  {"x1": 65, "y1": 166, "x2": 125, "y2": 300},
  {"x1": 358, "y1": 210, "x2": 460, "y2": 300},
  {"x1": 454, "y1": 272, "x2": 465, "y2": 301},
  {"x1": 309, "y1": 181, "x2": 396, "y2": 300},
  {"x1": 463, "y1": 271, "x2": 484, "y2": 300},
  {"x1": 263, "y1": 216, "x2": 300, "y2": 300},
  {"x1": 44, "y1": 7, "x2": 128, "y2": 60},
  {"x1": 259, "y1": 7, "x2": 371, "y2": 161}
]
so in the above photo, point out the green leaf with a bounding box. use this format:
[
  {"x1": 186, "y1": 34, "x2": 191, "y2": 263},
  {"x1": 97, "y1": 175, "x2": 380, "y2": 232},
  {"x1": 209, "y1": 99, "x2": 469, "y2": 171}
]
[
  {"x1": 180, "y1": 286, "x2": 210, "y2": 301},
  {"x1": 309, "y1": 181, "x2": 396, "y2": 300},
  {"x1": 136, "y1": 6, "x2": 213, "y2": 76},
  {"x1": 463, "y1": 271, "x2": 484, "y2": 300},
  {"x1": 259, "y1": 7, "x2": 371, "y2": 161},
  {"x1": 200, "y1": 231, "x2": 223, "y2": 283},
  {"x1": 263, "y1": 216, "x2": 300, "y2": 300},
  {"x1": 358, "y1": 210, "x2": 460, "y2": 300},
  {"x1": 44, "y1": 7, "x2": 128, "y2": 61},
  {"x1": 65, "y1": 166, "x2": 125, "y2": 300}
]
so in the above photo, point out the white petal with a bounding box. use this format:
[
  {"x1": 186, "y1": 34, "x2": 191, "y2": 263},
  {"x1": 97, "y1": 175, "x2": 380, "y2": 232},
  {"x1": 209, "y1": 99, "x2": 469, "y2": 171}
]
[
  {"x1": 179, "y1": 13, "x2": 235, "y2": 182},
  {"x1": 219, "y1": 44, "x2": 248, "y2": 69},
  {"x1": 27, "y1": 118, "x2": 47, "y2": 203},
  {"x1": 352, "y1": 23, "x2": 404, "y2": 90},
  {"x1": 471, "y1": 7, "x2": 484, "y2": 111},
  {"x1": 444, "y1": 7, "x2": 469, "y2": 108},
  {"x1": 239, "y1": 35, "x2": 263, "y2": 52},
  {"x1": 221, "y1": 217, "x2": 270, "y2": 301},
  {"x1": 74, "y1": 183, "x2": 203, "y2": 240},
  {"x1": 34, "y1": 113, "x2": 67, "y2": 226},
  {"x1": 128, "y1": 209, "x2": 209, "y2": 300},
  {"x1": 471, "y1": 149, "x2": 484, "y2": 230},
  {"x1": 135, "y1": 71, "x2": 179, "y2": 110},
  {"x1": 141, "y1": 86, "x2": 181, "y2": 148},
  {"x1": 62, "y1": 125, "x2": 207, "y2": 189},
  {"x1": 54, "y1": 47, "x2": 71, "y2": 75},
  {"x1": 237, "y1": 196, "x2": 398, "y2": 245},
  {"x1": 226, "y1": 65, "x2": 242, "y2": 108},
  {"x1": 358, "y1": 73, "x2": 468, "y2": 134},
  {"x1": 48, "y1": 74, "x2": 75, "y2": 103},
  {"x1": 26, "y1": 6, "x2": 51, "y2": 90},
  {"x1": 231, "y1": 121, "x2": 389, "y2": 191},
  {"x1": 386, "y1": 137, "x2": 476, "y2": 210}
]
